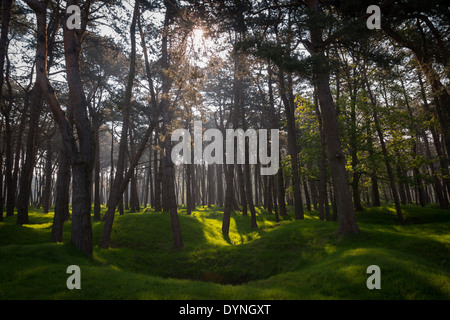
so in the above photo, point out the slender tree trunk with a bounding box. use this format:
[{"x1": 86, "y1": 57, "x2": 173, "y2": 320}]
[
  {"x1": 217, "y1": 164, "x2": 224, "y2": 207},
  {"x1": 99, "y1": 0, "x2": 144, "y2": 249},
  {"x1": 271, "y1": 175, "x2": 279, "y2": 222},
  {"x1": 154, "y1": 128, "x2": 162, "y2": 211},
  {"x1": 186, "y1": 162, "x2": 192, "y2": 215},
  {"x1": 42, "y1": 142, "x2": 53, "y2": 214},
  {"x1": 11, "y1": 94, "x2": 30, "y2": 218},
  {"x1": 245, "y1": 152, "x2": 257, "y2": 229},
  {"x1": 0, "y1": 0, "x2": 13, "y2": 221},
  {"x1": 51, "y1": 148, "x2": 71, "y2": 243},
  {"x1": 277, "y1": 166, "x2": 287, "y2": 217},
  {"x1": 303, "y1": 180, "x2": 311, "y2": 211},
  {"x1": 363, "y1": 65, "x2": 405, "y2": 225},
  {"x1": 208, "y1": 165, "x2": 215, "y2": 207},
  {"x1": 417, "y1": 72, "x2": 449, "y2": 208},
  {"x1": 159, "y1": 0, "x2": 182, "y2": 248},
  {"x1": 222, "y1": 162, "x2": 234, "y2": 238},
  {"x1": 237, "y1": 165, "x2": 247, "y2": 215},
  {"x1": 350, "y1": 100, "x2": 363, "y2": 212},
  {"x1": 129, "y1": 126, "x2": 140, "y2": 212},
  {"x1": 93, "y1": 123, "x2": 101, "y2": 221},
  {"x1": 0, "y1": 0, "x2": 12, "y2": 92},
  {"x1": 307, "y1": 0, "x2": 359, "y2": 233},
  {"x1": 314, "y1": 87, "x2": 330, "y2": 221},
  {"x1": 278, "y1": 71, "x2": 304, "y2": 220},
  {"x1": 17, "y1": 85, "x2": 43, "y2": 225},
  {"x1": 395, "y1": 155, "x2": 407, "y2": 206}
]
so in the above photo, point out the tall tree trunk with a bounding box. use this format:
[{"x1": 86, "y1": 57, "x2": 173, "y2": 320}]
[
  {"x1": 11, "y1": 93, "x2": 30, "y2": 218},
  {"x1": 16, "y1": 85, "x2": 43, "y2": 225},
  {"x1": 222, "y1": 162, "x2": 234, "y2": 237},
  {"x1": 51, "y1": 148, "x2": 71, "y2": 243},
  {"x1": 277, "y1": 166, "x2": 287, "y2": 217},
  {"x1": 1, "y1": 0, "x2": 14, "y2": 219},
  {"x1": 42, "y1": 142, "x2": 53, "y2": 214},
  {"x1": 417, "y1": 71, "x2": 449, "y2": 208},
  {"x1": 25, "y1": 0, "x2": 95, "y2": 254},
  {"x1": 159, "y1": 0, "x2": 182, "y2": 248},
  {"x1": 350, "y1": 96, "x2": 363, "y2": 212},
  {"x1": 186, "y1": 162, "x2": 192, "y2": 215},
  {"x1": 154, "y1": 128, "x2": 162, "y2": 211},
  {"x1": 245, "y1": 149, "x2": 257, "y2": 229},
  {"x1": 217, "y1": 164, "x2": 224, "y2": 207},
  {"x1": 314, "y1": 87, "x2": 331, "y2": 221},
  {"x1": 208, "y1": 165, "x2": 215, "y2": 207},
  {"x1": 63, "y1": 2, "x2": 95, "y2": 255},
  {"x1": 129, "y1": 126, "x2": 140, "y2": 212},
  {"x1": 93, "y1": 122, "x2": 101, "y2": 221},
  {"x1": 363, "y1": 65, "x2": 405, "y2": 225},
  {"x1": 0, "y1": 0, "x2": 12, "y2": 92},
  {"x1": 306, "y1": 0, "x2": 359, "y2": 233},
  {"x1": 278, "y1": 71, "x2": 304, "y2": 220},
  {"x1": 99, "y1": 0, "x2": 142, "y2": 248},
  {"x1": 422, "y1": 130, "x2": 447, "y2": 208},
  {"x1": 303, "y1": 180, "x2": 311, "y2": 211},
  {"x1": 237, "y1": 165, "x2": 247, "y2": 215},
  {"x1": 270, "y1": 175, "x2": 279, "y2": 222},
  {"x1": 269, "y1": 67, "x2": 287, "y2": 216}
]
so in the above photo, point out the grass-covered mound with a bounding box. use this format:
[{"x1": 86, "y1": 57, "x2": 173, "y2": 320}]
[{"x1": 0, "y1": 204, "x2": 448, "y2": 299}]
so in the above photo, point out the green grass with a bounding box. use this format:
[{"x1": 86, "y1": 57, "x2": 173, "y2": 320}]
[{"x1": 0, "y1": 204, "x2": 449, "y2": 299}]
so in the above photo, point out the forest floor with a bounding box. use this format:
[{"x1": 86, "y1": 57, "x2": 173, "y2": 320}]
[{"x1": 0, "y1": 204, "x2": 449, "y2": 300}]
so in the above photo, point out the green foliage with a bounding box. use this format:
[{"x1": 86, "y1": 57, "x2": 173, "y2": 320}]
[{"x1": 0, "y1": 205, "x2": 449, "y2": 299}]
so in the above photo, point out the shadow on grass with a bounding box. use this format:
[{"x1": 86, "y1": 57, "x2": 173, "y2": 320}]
[{"x1": 2, "y1": 204, "x2": 449, "y2": 294}]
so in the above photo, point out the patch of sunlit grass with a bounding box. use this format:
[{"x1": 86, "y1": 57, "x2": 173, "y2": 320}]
[{"x1": 0, "y1": 204, "x2": 449, "y2": 299}]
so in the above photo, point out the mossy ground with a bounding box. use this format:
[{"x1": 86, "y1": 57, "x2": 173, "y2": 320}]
[{"x1": 0, "y1": 204, "x2": 448, "y2": 299}]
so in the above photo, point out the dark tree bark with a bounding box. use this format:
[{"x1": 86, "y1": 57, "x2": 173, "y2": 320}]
[
  {"x1": 11, "y1": 90, "x2": 31, "y2": 218},
  {"x1": 237, "y1": 165, "x2": 248, "y2": 215},
  {"x1": 42, "y1": 141, "x2": 53, "y2": 214},
  {"x1": 270, "y1": 175, "x2": 279, "y2": 222},
  {"x1": 306, "y1": 0, "x2": 359, "y2": 234},
  {"x1": 154, "y1": 127, "x2": 162, "y2": 211},
  {"x1": 222, "y1": 162, "x2": 234, "y2": 237},
  {"x1": 0, "y1": 2, "x2": 12, "y2": 194},
  {"x1": 93, "y1": 121, "x2": 102, "y2": 221},
  {"x1": 51, "y1": 148, "x2": 71, "y2": 243},
  {"x1": 100, "y1": 0, "x2": 143, "y2": 248},
  {"x1": 158, "y1": 0, "x2": 182, "y2": 249},
  {"x1": 267, "y1": 66, "x2": 287, "y2": 216},
  {"x1": 277, "y1": 167, "x2": 287, "y2": 217},
  {"x1": 186, "y1": 163, "x2": 192, "y2": 215},
  {"x1": 314, "y1": 87, "x2": 331, "y2": 221},
  {"x1": 2, "y1": 58, "x2": 14, "y2": 218},
  {"x1": 217, "y1": 163, "x2": 224, "y2": 207},
  {"x1": 25, "y1": 0, "x2": 96, "y2": 254},
  {"x1": 16, "y1": 85, "x2": 43, "y2": 225},
  {"x1": 0, "y1": 0, "x2": 12, "y2": 91},
  {"x1": 245, "y1": 148, "x2": 258, "y2": 229},
  {"x1": 278, "y1": 70, "x2": 304, "y2": 220},
  {"x1": 129, "y1": 126, "x2": 140, "y2": 213}
]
